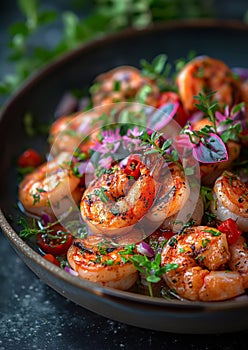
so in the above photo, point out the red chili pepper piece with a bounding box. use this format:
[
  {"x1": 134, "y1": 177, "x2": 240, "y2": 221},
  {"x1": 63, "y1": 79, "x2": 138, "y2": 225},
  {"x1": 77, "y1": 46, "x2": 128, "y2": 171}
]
[
  {"x1": 43, "y1": 254, "x2": 60, "y2": 267},
  {"x1": 18, "y1": 148, "x2": 42, "y2": 168},
  {"x1": 217, "y1": 218, "x2": 242, "y2": 245},
  {"x1": 38, "y1": 225, "x2": 73, "y2": 256},
  {"x1": 124, "y1": 155, "x2": 141, "y2": 180}
]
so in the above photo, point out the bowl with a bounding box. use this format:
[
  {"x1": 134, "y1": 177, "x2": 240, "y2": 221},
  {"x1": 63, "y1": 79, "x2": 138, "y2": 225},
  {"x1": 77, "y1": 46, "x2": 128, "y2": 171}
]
[{"x1": 1, "y1": 19, "x2": 248, "y2": 334}]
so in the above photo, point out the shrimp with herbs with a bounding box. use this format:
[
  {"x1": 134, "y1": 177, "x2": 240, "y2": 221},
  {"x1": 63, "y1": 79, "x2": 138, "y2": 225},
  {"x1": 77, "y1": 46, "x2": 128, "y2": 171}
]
[
  {"x1": 176, "y1": 56, "x2": 242, "y2": 113},
  {"x1": 91, "y1": 66, "x2": 159, "y2": 107},
  {"x1": 19, "y1": 152, "x2": 83, "y2": 218},
  {"x1": 161, "y1": 226, "x2": 247, "y2": 301},
  {"x1": 80, "y1": 156, "x2": 156, "y2": 236},
  {"x1": 211, "y1": 171, "x2": 248, "y2": 231},
  {"x1": 49, "y1": 109, "x2": 106, "y2": 156},
  {"x1": 67, "y1": 235, "x2": 138, "y2": 290},
  {"x1": 146, "y1": 163, "x2": 190, "y2": 224}
]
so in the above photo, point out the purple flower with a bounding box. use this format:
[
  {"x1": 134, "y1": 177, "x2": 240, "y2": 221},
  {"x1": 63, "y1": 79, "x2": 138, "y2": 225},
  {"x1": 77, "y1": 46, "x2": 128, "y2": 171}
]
[
  {"x1": 215, "y1": 103, "x2": 246, "y2": 132},
  {"x1": 102, "y1": 128, "x2": 121, "y2": 143},
  {"x1": 92, "y1": 128, "x2": 121, "y2": 155},
  {"x1": 122, "y1": 127, "x2": 142, "y2": 151}
]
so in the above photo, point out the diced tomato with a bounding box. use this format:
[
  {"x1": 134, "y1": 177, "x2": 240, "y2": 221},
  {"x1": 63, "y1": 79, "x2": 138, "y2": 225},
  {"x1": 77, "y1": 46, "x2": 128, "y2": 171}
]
[
  {"x1": 217, "y1": 218, "x2": 242, "y2": 245},
  {"x1": 43, "y1": 253, "x2": 60, "y2": 267},
  {"x1": 18, "y1": 148, "x2": 41, "y2": 168},
  {"x1": 156, "y1": 91, "x2": 189, "y2": 127},
  {"x1": 38, "y1": 225, "x2": 73, "y2": 256},
  {"x1": 124, "y1": 155, "x2": 141, "y2": 180}
]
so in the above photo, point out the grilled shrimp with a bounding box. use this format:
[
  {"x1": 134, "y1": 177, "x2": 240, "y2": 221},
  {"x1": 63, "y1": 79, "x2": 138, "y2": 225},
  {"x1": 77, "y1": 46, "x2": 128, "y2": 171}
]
[
  {"x1": 211, "y1": 171, "x2": 248, "y2": 231},
  {"x1": 67, "y1": 235, "x2": 138, "y2": 290},
  {"x1": 176, "y1": 56, "x2": 242, "y2": 113},
  {"x1": 49, "y1": 109, "x2": 106, "y2": 156},
  {"x1": 161, "y1": 194, "x2": 204, "y2": 233},
  {"x1": 91, "y1": 66, "x2": 159, "y2": 107},
  {"x1": 146, "y1": 163, "x2": 190, "y2": 223},
  {"x1": 19, "y1": 152, "x2": 82, "y2": 218},
  {"x1": 80, "y1": 158, "x2": 156, "y2": 236},
  {"x1": 229, "y1": 235, "x2": 248, "y2": 288},
  {"x1": 161, "y1": 226, "x2": 246, "y2": 301}
]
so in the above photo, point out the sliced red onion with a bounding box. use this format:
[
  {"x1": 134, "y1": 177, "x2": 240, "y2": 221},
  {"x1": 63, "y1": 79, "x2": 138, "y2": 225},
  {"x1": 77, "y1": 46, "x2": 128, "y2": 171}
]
[
  {"x1": 137, "y1": 242, "x2": 154, "y2": 257},
  {"x1": 54, "y1": 92, "x2": 78, "y2": 119},
  {"x1": 77, "y1": 97, "x2": 90, "y2": 111},
  {"x1": 41, "y1": 212, "x2": 53, "y2": 226},
  {"x1": 77, "y1": 161, "x2": 89, "y2": 175},
  {"x1": 119, "y1": 156, "x2": 129, "y2": 169},
  {"x1": 64, "y1": 266, "x2": 78, "y2": 277},
  {"x1": 232, "y1": 67, "x2": 248, "y2": 81},
  {"x1": 188, "y1": 111, "x2": 204, "y2": 124}
]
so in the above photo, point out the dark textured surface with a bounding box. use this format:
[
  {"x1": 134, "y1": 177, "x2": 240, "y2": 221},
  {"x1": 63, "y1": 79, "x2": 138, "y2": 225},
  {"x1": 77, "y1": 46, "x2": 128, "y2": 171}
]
[{"x1": 1, "y1": 2, "x2": 248, "y2": 349}]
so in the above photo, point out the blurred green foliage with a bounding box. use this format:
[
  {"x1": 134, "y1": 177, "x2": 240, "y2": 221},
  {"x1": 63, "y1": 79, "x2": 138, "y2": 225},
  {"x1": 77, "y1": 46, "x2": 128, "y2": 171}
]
[{"x1": 0, "y1": 0, "x2": 213, "y2": 102}]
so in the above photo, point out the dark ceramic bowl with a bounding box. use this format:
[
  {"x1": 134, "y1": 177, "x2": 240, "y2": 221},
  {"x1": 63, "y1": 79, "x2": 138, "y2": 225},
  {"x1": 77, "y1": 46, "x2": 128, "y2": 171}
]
[{"x1": 1, "y1": 19, "x2": 248, "y2": 334}]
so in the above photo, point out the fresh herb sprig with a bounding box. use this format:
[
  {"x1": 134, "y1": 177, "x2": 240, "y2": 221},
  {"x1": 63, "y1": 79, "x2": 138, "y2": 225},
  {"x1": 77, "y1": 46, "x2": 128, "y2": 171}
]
[
  {"x1": 194, "y1": 91, "x2": 219, "y2": 132},
  {"x1": 140, "y1": 130, "x2": 179, "y2": 163},
  {"x1": 130, "y1": 253, "x2": 178, "y2": 297},
  {"x1": 18, "y1": 217, "x2": 46, "y2": 238},
  {"x1": 140, "y1": 54, "x2": 174, "y2": 91}
]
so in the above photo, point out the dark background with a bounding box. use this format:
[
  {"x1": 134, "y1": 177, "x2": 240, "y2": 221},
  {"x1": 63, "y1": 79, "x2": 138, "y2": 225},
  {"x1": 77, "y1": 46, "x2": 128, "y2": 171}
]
[{"x1": 1, "y1": 1, "x2": 248, "y2": 349}]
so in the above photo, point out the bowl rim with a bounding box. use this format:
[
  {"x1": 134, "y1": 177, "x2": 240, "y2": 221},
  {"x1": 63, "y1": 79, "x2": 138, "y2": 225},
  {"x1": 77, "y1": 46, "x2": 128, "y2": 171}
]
[{"x1": 1, "y1": 18, "x2": 248, "y2": 312}]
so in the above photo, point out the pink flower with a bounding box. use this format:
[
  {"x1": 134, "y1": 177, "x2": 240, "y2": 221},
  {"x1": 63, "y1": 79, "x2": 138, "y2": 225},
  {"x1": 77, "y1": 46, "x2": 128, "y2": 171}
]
[
  {"x1": 102, "y1": 129, "x2": 121, "y2": 143},
  {"x1": 122, "y1": 127, "x2": 142, "y2": 151}
]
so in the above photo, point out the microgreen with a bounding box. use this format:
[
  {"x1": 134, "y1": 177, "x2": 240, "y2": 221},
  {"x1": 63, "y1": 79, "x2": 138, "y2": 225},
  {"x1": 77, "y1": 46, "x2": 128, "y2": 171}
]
[
  {"x1": 203, "y1": 229, "x2": 221, "y2": 236},
  {"x1": 194, "y1": 91, "x2": 219, "y2": 132},
  {"x1": 130, "y1": 252, "x2": 178, "y2": 297},
  {"x1": 200, "y1": 186, "x2": 214, "y2": 210},
  {"x1": 140, "y1": 130, "x2": 179, "y2": 164},
  {"x1": 94, "y1": 187, "x2": 110, "y2": 203}
]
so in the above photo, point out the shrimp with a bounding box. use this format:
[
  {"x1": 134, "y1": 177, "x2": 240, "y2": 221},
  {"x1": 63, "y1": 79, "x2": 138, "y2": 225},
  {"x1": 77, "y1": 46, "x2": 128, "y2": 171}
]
[
  {"x1": 176, "y1": 56, "x2": 242, "y2": 113},
  {"x1": 229, "y1": 235, "x2": 248, "y2": 288},
  {"x1": 80, "y1": 158, "x2": 156, "y2": 236},
  {"x1": 146, "y1": 163, "x2": 190, "y2": 223},
  {"x1": 161, "y1": 226, "x2": 246, "y2": 301},
  {"x1": 19, "y1": 152, "x2": 82, "y2": 218},
  {"x1": 67, "y1": 235, "x2": 138, "y2": 290},
  {"x1": 91, "y1": 66, "x2": 159, "y2": 107},
  {"x1": 49, "y1": 109, "x2": 106, "y2": 156},
  {"x1": 211, "y1": 171, "x2": 248, "y2": 231},
  {"x1": 161, "y1": 194, "x2": 204, "y2": 233}
]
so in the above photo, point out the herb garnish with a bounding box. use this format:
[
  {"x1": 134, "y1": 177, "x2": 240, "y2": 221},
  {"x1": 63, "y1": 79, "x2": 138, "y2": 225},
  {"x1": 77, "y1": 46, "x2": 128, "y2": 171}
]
[{"x1": 130, "y1": 253, "x2": 178, "y2": 297}]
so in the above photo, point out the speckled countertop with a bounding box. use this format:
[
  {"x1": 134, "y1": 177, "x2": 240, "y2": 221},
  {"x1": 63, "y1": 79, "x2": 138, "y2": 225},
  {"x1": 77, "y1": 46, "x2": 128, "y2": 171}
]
[
  {"x1": 1, "y1": 232, "x2": 248, "y2": 350},
  {"x1": 1, "y1": 2, "x2": 248, "y2": 349}
]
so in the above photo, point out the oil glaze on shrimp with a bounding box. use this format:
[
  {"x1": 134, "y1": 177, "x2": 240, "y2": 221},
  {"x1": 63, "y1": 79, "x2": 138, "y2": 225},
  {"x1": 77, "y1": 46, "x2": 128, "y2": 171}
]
[
  {"x1": 49, "y1": 110, "x2": 105, "y2": 156},
  {"x1": 91, "y1": 66, "x2": 159, "y2": 107},
  {"x1": 67, "y1": 235, "x2": 138, "y2": 290},
  {"x1": 211, "y1": 171, "x2": 248, "y2": 231},
  {"x1": 146, "y1": 163, "x2": 190, "y2": 223},
  {"x1": 19, "y1": 152, "x2": 82, "y2": 218},
  {"x1": 161, "y1": 226, "x2": 246, "y2": 301},
  {"x1": 80, "y1": 158, "x2": 156, "y2": 235},
  {"x1": 176, "y1": 56, "x2": 242, "y2": 113}
]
